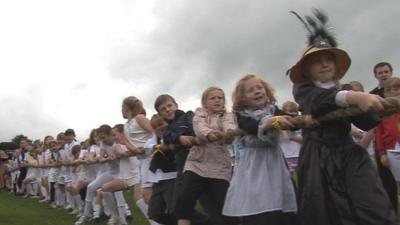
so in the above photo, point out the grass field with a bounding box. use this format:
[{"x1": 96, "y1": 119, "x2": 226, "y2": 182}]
[{"x1": 0, "y1": 191, "x2": 150, "y2": 225}]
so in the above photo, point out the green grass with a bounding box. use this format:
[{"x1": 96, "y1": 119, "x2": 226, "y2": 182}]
[{"x1": 0, "y1": 191, "x2": 150, "y2": 225}]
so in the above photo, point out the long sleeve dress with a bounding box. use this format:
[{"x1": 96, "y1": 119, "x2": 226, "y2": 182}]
[{"x1": 293, "y1": 81, "x2": 397, "y2": 225}]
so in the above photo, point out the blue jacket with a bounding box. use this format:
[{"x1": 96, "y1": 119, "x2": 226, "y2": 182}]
[{"x1": 163, "y1": 109, "x2": 194, "y2": 172}]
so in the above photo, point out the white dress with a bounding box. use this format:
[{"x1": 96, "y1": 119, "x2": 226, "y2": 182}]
[
  {"x1": 222, "y1": 107, "x2": 297, "y2": 216},
  {"x1": 124, "y1": 117, "x2": 154, "y2": 187},
  {"x1": 117, "y1": 144, "x2": 140, "y2": 187}
]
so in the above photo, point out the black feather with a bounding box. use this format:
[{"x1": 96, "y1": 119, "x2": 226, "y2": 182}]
[
  {"x1": 290, "y1": 8, "x2": 338, "y2": 48},
  {"x1": 289, "y1": 11, "x2": 312, "y2": 34},
  {"x1": 313, "y1": 8, "x2": 327, "y2": 25},
  {"x1": 305, "y1": 15, "x2": 317, "y2": 30}
]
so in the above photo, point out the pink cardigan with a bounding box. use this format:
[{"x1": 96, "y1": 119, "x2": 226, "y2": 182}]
[{"x1": 184, "y1": 107, "x2": 237, "y2": 181}]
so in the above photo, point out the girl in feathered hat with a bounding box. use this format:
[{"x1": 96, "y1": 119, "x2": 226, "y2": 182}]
[{"x1": 289, "y1": 9, "x2": 397, "y2": 225}]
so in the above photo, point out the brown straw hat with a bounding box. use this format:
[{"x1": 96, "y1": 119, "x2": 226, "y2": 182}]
[
  {"x1": 288, "y1": 44, "x2": 351, "y2": 83},
  {"x1": 288, "y1": 9, "x2": 351, "y2": 83}
]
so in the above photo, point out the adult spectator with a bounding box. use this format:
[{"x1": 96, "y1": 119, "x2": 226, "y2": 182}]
[{"x1": 370, "y1": 62, "x2": 393, "y2": 97}]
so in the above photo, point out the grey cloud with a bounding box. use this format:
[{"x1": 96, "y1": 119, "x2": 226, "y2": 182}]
[
  {"x1": 108, "y1": 1, "x2": 399, "y2": 107},
  {"x1": 0, "y1": 96, "x2": 67, "y2": 141}
]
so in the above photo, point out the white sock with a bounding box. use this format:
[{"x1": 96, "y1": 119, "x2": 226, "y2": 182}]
[
  {"x1": 125, "y1": 204, "x2": 132, "y2": 216},
  {"x1": 102, "y1": 197, "x2": 110, "y2": 216},
  {"x1": 66, "y1": 191, "x2": 74, "y2": 207},
  {"x1": 102, "y1": 192, "x2": 118, "y2": 217},
  {"x1": 40, "y1": 186, "x2": 48, "y2": 199},
  {"x1": 25, "y1": 183, "x2": 32, "y2": 195},
  {"x1": 21, "y1": 183, "x2": 26, "y2": 193},
  {"x1": 59, "y1": 191, "x2": 66, "y2": 207},
  {"x1": 136, "y1": 199, "x2": 148, "y2": 218},
  {"x1": 55, "y1": 185, "x2": 60, "y2": 205},
  {"x1": 32, "y1": 182, "x2": 38, "y2": 195},
  {"x1": 93, "y1": 204, "x2": 101, "y2": 218},
  {"x1": 118, "y1": 205, "x2": 127, "y2": 224},
  {"x1": 83, "y1": 200, "x2": 93, "y2": 217},
  {"x1": 136, "y1": 199, "x2": 161, "y2": 225},
  {"x1": 73, "y1": 195, "x2": 83, "y2": 211}
]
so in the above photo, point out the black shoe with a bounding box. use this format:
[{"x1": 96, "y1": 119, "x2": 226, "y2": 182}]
[
  {"x1": 99, "y1": 214, "x2": 110, "y2": 221},
  {"x1": 126, "y1": 215, "x2": 133, "y2": 222}
]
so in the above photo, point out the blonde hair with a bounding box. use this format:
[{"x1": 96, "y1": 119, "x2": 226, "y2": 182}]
[
  {"x1": 383, "y1": 77, "x2": 400, "y2": 97},
  {"x1": 349, "y1": 81, "x2": 364, "y2": 92},
  {"x1": 201, "y1": 86, "x2": 226, "y2": 112},
  {"x1": 122, "y1": 96, "x2": 146, "y2": 117},
  {"x1": 282, "y1": 101, "x2": 298, "y2": 112},
  {"x1": 232, "y1": 74, "x2": 276, "y2": 112},
  {"x1": 56, "y1": 132, "x2": 66, "y2": 141}
]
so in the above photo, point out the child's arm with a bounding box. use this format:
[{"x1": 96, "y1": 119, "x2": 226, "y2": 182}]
[
  {"x1": 222, "y1": 112, "x2": 238, "y2": 144},
  {"x1": 359, "y1": 129, "x2": 374, "y2": 149},
  {"x1": 113, "y1": 144, "x2": 131, "y2": 157},
  {"x1": 351, "y1": 127, "x2": 364, "y2": 140},
  {"x1": 98, "y1": 147, "x2": 109, "y2": 163},
  {"x1": 346, "y1": 91, "x2": 384, "y2": 112},
  {"x1": 87, "y1": 146, "x2": 98, "y2": 163},
  {"x1": 120, "y1": 133, "x2": 145, "y2": 155},
  {"x1": 193, "y1": 108, "x2": 220, "y2": 142},
  {"x1": 136, "y1": 114, "x2": 154, "y2": 133},
  {"x1": 164, "y1": 111, "x2": 195, "y2": 146},
  {"x1": 262, "y1": 115, "x2": 294, "y2": 130}
]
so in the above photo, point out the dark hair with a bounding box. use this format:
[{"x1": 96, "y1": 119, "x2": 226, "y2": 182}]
[
  {"x1": 71, "y1": 145, "x2": 81, "y2": 155},
  {"x1": 88, "y1": 129, "x2": 97, "y2": 146},
  {"x1": 65, "y1": 128, "x2": 76, "y2": 136},
  {"x1": 97, "y1": 124, "x2": 112, "y2": 135},
  {"x1": 113, "y1": 124, "x2": 124, "y2": 133},
  {"x1": 154, "y1": 94, "x2": 177, "y2": 112},
  {"x1": 374, "y1": 62, "x2": 393, "y2": 74}
]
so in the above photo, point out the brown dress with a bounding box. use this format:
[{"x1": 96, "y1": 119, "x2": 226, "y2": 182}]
[{"x1": 293, "y1": 81, "x2": 397, "y2": 225}]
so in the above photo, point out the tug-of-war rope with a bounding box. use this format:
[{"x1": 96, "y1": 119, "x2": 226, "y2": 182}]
[{"x1": 10, "y1": 96, "x2": 400, "y2": 171}]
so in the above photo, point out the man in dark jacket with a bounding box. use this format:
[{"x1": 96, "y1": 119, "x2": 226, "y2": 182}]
[{"x1": 370, "y1": 62, "x2": 393, "y2": 97}]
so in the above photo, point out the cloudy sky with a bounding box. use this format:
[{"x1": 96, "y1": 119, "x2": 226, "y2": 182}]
[{"x1": 0, "y1": 0, "x2": 397, "y2": 142}]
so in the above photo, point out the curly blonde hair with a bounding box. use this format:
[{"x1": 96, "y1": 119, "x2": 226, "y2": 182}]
[{"x1": 232, "y1": 74, "x2": 276, "y2": 112}]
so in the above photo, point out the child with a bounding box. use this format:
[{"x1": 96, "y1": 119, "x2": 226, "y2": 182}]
[
  {"x1": 38, "y1": 135, "x2": 54, "y2": 203},
  {"x1": 70, "y1": 137, "x2": 96, "y2": 216},
  {"x1": 75, "y1": 125, "x2": 120, "y2": 225},
  {"x1": 46, "y1": 136, "x2": 61, "y2": 207},
  {"x1": 67, "y1": 144, "x2": 84, "y2": 215},
  {"x1": 147, "y1": 114, "x2": 178, "y2": 225},
  {"x1": 375, "y1": 77, "x2": 400, "y2": 213},
  {"x1": 101, "y1": 124, "x2": 142, "y2": 225},
  {"x1": 222, "y1": 74, "x2": 297, "y2": 225},
  {"x1": 176, "y1": 86, "x2": 237, "y2": 225},
  {"x1": 279, "y1": 101, "x2": 302, "y2": 173},
  {"x1": 120, "y1": 96, "x2": 159, "y2": 225},
  {"x1": 347, "y1": 81, "x2": 376, "y2": 158},
  {"x1": 22, "y1": 143, "x2": 40, "y2": 198},
  {"x1": 62, "y1": 128, "x2": 79, "y2": 212},
  {"x1": 154, "y1": 94, "x2": 214, "y2": 225},
  {"x1": 288, "y1": 9, "x2": 396, "y2": 225}
]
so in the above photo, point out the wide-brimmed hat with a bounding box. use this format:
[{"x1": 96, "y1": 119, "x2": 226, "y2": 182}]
[
  {"x1": 288, "y1": 9, "x2": 350, "y2": 83},
  {"x1": 288, "y1": 43, "x2": 351, "y2": 83}
]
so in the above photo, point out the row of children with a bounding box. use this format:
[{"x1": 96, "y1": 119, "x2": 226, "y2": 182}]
[{"x1": 3, "y1": 9, "x2": 400, "y2": 225}]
